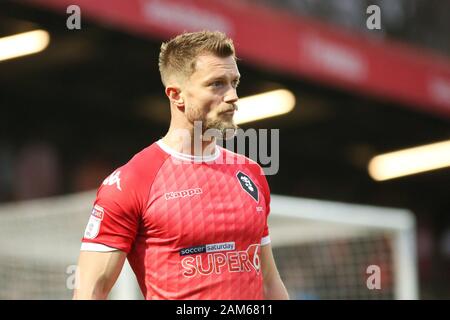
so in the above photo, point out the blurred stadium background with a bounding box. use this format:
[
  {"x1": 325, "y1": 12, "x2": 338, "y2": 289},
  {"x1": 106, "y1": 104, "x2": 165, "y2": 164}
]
[{"x1": 0, "y1": 0, "x2": 449, "y2": 299}]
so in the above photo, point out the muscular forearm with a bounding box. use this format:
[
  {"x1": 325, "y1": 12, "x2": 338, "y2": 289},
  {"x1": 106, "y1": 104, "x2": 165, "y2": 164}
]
[
  {"x1": 73, "y1": 250, "x2": 126, "y2": 300},
  {"x1": 73, "y1": 275, "x2": 111, "y2": 300},
  {"x1": 264, "y1": 275, "x2": 290, "y2": 300},
  {"x1": 73, "y1": 289, "x2": 108, "y2": 300}
]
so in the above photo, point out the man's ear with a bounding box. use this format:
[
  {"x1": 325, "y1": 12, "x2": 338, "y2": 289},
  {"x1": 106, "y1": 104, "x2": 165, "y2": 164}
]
[{"x1": 165, "y1": 86, "x2": 184, "y2": 109}]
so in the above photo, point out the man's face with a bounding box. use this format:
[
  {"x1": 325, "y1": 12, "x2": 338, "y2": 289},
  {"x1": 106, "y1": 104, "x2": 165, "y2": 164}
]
[{"x1": 181, "y1": 53, "x2": 240, "y2": 138}]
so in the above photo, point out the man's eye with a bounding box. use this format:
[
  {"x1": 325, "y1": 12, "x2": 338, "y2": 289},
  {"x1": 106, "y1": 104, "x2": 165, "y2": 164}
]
[
  {"x1": 232, "y1": 80, "x2": 239, "y2": 88},
  {"x1": 211, "y1": 81, "x2": 223, "y2": 87}
]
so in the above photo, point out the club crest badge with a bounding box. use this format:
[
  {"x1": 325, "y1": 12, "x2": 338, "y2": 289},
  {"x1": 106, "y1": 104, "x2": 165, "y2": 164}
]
[{"x1": 236, "y1": 171, "x2": 259, "y2": 202}]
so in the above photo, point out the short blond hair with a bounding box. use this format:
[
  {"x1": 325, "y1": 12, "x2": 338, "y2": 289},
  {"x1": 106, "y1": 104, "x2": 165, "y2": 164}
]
[{"x1": 158, "y1": 30, "x2": 236, "y2": 86}]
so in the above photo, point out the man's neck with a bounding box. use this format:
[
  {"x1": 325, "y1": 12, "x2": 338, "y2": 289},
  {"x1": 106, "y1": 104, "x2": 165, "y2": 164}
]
[{"x1": 161, "y1": 127, "x2": 217, "y2": 157}]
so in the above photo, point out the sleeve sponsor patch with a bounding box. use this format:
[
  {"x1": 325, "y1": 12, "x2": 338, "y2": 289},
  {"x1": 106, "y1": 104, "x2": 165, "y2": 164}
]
[{"x1": 84, "y1": 205, "x2": 104, "y2": 239}]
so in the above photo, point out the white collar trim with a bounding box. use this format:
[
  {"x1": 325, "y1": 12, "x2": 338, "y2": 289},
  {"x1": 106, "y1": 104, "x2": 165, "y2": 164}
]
[{"x1": 156, "y1": 139, "x2": 221, "y2": 162}]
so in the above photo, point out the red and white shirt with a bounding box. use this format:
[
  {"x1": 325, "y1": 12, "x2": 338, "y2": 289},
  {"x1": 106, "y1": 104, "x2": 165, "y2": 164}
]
[{"x1": 81, "y1": 140, "x2": 271, "y2": 299}]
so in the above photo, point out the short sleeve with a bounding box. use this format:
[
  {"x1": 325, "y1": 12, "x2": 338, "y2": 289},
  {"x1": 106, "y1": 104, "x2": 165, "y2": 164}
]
[
  {"x1": 81, "y1": 167, "x2": 142, "y2": 253},
  {"x1": 260, "y1": 171, "x2": 271, "y2": 246},
  {"x1": 248, "y1": 163, "x2": 271, "y2": 246}
]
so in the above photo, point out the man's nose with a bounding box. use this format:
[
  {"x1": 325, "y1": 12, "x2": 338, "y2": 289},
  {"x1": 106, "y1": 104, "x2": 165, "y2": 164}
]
[{"x1": 224, "y1": 87, "x2": 239, "y2": 104}]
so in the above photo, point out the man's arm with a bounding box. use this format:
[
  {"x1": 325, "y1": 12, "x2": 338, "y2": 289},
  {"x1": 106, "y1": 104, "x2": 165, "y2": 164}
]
[
  {"x1": 261, "y1": 243, "x2": 290, "y2": 300},
  {"x1": 73, "y1": 250, "x2": 127, "y2": 300}
]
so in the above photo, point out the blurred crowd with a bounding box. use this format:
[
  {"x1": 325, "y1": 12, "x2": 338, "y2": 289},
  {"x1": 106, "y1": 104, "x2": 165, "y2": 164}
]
[
  {"x1": 0, "y1": 140, "x2": 113, "y2": 203},
  {"x1": 244, "y1": 0, "x2": 450, "y2": 57}
]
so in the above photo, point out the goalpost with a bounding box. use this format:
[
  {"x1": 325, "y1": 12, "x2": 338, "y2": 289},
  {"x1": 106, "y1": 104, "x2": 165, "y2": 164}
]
[
  {"x1": 0, "y1": 191, "x2": 418, "y2": 299},
  {"x1": 269, "y1": 195, "x2": 418, "y2": 299},
  {"x1": 0, "y1": 191, "x2": 141, "y2": 300}
]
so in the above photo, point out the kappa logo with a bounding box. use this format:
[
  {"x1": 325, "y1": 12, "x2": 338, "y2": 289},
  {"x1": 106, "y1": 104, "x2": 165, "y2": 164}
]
[
  {"x1": 165, "y1": 188, "x2": 202, "y2": 200},
  {"x1": 103, "y1": 170, "x2": 122, "y2": 191},
  {"x1": 236, "y1": 171, "x2": 258, "y2": 202}
]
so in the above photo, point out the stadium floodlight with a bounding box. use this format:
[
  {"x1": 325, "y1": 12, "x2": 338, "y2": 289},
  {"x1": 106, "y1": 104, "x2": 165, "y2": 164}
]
[
  {"x1": 234, "y1": 89, "x2": 295, "y2": 124},
  {"x1": 0, "y1": 29, "x2": 50, "y2": 62},
  {"x1": 368, "y1": 140, "x2": 450, "y2": 181}
]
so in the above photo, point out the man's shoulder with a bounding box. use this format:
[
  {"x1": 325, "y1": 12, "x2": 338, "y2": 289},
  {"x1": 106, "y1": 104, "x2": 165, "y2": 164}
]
[
  {"x1": 127, "y1": 141, "x2": 168, "y2": 169},
  {"x1": 218, "y1": 145, "x2": 254, "y2": 162},
  {"x1": 218, "y1": 146, "x2": 265, "y2": 174},
  {"x1": 104, "y1": 141, "x2": 169, "y2": 188}
]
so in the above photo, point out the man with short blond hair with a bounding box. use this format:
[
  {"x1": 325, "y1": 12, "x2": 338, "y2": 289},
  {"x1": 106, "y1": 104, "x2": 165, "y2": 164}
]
[{"x1": 74, "y1": 30, "x2": 289, "y2": 300}]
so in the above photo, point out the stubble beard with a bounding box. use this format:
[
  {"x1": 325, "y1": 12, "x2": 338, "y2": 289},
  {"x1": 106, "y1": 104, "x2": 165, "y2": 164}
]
[
  {"x1": 204, "y1": 116, "x2": 237, "y2": 140},
  {"x1": 187, "y1": 107, "x2": 238, "y2": 140}
]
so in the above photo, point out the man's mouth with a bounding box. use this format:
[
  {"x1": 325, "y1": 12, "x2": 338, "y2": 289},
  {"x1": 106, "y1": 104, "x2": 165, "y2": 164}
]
[{"x1": 221, "y1": 107, "x2": 236, "y2": 115}]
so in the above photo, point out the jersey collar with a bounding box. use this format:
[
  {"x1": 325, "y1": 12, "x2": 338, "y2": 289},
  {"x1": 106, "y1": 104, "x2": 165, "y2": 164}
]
[{"x1": 156, "y1": 139, "x2": 221, "y2": 163}]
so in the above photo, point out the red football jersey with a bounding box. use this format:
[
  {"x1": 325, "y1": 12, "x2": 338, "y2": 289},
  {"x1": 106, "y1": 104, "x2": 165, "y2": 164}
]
[{"x1": 81, "y1": 140, "x2": 271, "y2": 299}]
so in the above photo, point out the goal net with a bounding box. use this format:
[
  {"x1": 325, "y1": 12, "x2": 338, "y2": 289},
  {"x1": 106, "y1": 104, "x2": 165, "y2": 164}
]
[
  {"x1": 0, "y1": 191, "x2": 418, "y2": 299},
  {"x1": 269, "y1": 195, "x2": 418, "y2": 299}
]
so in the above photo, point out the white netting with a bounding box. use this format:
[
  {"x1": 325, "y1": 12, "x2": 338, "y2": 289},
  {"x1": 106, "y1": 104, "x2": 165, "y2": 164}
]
[
  {"x1": 0, "y1": 192, "x2": 418, "y2": 299},
  {"x1": 0, "y1": 191, "x2": 93, "y2": 299},
  {"x1": 269, "y1": 195, "x2": 418, "y2": 299}
]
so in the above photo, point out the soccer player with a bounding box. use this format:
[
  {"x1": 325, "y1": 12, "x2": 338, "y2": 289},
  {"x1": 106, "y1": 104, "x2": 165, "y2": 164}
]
[{"x1": 73, "y1": 30, "x2": 289, "y2": 300}]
